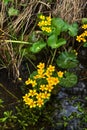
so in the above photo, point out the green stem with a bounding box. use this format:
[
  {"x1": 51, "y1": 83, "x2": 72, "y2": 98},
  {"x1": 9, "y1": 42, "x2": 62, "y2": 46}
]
[
  {"x1": 4, "y1": 40, "x2": 32, "y2": 44},
  {"x1": 50, "y1": 49, "x2": 57, "y2": 64},
  {"x1": 0, "y1": 83, "x2": 18, "y2": 100}
]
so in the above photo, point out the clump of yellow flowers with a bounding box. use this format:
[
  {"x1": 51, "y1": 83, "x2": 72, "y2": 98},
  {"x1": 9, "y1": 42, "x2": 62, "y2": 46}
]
[
  {"x1": 37, "y1": 14, "x2": 52, "y2": 33},
  {"x1": 23, "y1": 62, "x2": 64, "y2": 108},
  {"x1": 76, "y1": 24, "x2": 87, "y2": 43}
]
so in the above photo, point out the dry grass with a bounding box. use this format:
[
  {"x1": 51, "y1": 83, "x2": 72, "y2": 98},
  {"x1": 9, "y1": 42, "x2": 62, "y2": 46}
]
[
  {"x1": 52, "y1": 0, "x2": 87, "y2": 23},
  {"x1": 0, "y1": 0, "x2": 87, "y2": 33}
]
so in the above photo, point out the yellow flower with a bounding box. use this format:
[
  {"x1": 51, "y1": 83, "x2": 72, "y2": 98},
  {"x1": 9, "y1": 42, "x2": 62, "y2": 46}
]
[
  {"x1": 57, "y1": 71, "x2": 64, "y2": 78},
  {"x1": 36, "y1": 98, "x2": 44, "y2": 107},
  {"x1": 47, "y1": 65, "x2": 55, "y2": 72},
  {"x1": 42, "y1": 91, "x2": 51, "y2": 99},
  {"x1": 28, "y1": 99, "x2": 36, "y2": 108},
  {"x1": 25, "y1": 78, "x2": 32, "y2": 85},
  {"x1": 46, "y1": 16, "x2": 52, "y2": 22},
  {"x1": 31, "y1": 80, "x2": 37, "y2": 87},
  {"x1": 18, "y1": 77, "x2": 22, "y2": 81},
  {"x1": 82, "y1": 24, "x2": 87, "y2": 29},
  {"x1": 45, "y1": 27, "x2": 52, "y2": 33},
  {"x1": 46, "y1": 77, "x2": 59, "y2": 86},
  {"x1": 45, "y1": 70, "x2": 52, "y2": 77},
  {"x1": 84, "y1": 30, "x2": 87, "y2": 36},
  {"x1": 37, "y1": 62, "x2": 45, "y2": 69},
  {"x1": 39, "y1": 15, "x2": 45, "y2": 20},
  {"x1": 37, "y1": 69, "x2": 45, "y2": 78},
  {"x1": 82, "y1": 38, "x2": 86, "y2": 42},
  {"x1": 36, "y1": 92, "x2": 43, "y2": 99},
  {"x1": 40, "y1": 85, "x2": 46, "y2": 91},
  {"x1": 76, "y1": 36, "x2": 82, "y2": 42},
  {"x1": 44, "y1": 21, "x2": 48, "y2": 26},
  {"x1": 73, "y1": 50, "x2": 78, "y2": 56},
  {"x1": 41, "y1": 26, "x2": 46, "y2": 31},
  {"x1": 45, "y1": 84, "x2": 53, "y2": 92},
  {"x1": 25, "y1": 79, "x2": 37, "y2": 87},
  {"x1": 23, "y1": 94, "x2": 36, "y2": 108},
  {"x1": 23, "y1": 94, "x2": 29, "y2": 103},
  {"x1": 28, "y1": 89, "x2": 37, "y2": 97},
  {"x1": 38, "y1": 21, "x2": 45, "y2": 27}
]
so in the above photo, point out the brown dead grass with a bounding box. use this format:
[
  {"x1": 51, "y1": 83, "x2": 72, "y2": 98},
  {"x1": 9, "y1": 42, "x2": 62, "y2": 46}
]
[
  {"x1": 0, "y1": 0, "x2": 87, "y2": 34},
  {"x1": 52, "y1": 0, "x2": 87, "y2": 23}
]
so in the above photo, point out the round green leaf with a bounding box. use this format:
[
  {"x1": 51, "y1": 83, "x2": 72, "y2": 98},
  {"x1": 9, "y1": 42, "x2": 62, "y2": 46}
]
[
  {"x1": 47, "y1": 34, "x2": 66, "y2": 49},
  {"x1": 56, "y1": 51, "x2": 79, "y2": 69},
  {"x1": 30, "y1": 41, "x2": 46, "y2": 53},
  {"x1": 68, "y1": 23, "x2": 78, "y2": 36},
  {"x1": 59, "y1": 72, "x2": 78, "y2": 88}
]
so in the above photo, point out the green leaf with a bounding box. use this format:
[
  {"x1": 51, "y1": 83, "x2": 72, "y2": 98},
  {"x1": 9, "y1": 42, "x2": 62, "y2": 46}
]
[
  {"x1": 59, "y1": 72, "x2": 78, "y2": 88},
  {"x1": 52, "y1": 18, "x2": 65, "y2": 35},
  {"x1": 56, "y1": 38, "x2": 66, "y2": 48},
  {"x1": 0, "y1": 117, "x2": 8, "y2": 122},
  {"x1": 8, "y1": 7, "x2": 19, "y2": 16},
  {"x1": 83, "y1": 42, "x2": 87, "y2": 47},
  {"x1": 82, "y1": 18, "x2": 87, "y2": 24},
  {"x1": 68, "y1": 23, "x2": 78, "y2": 36},
  {"x1": 47, "y1": 34, "x2": 57, "y2": 48},
  {"x1": 47, "y1": 34, "x2": 66, "y2": 49},
  {"x1": 56, "y1": 51, "x2": 79, "y2": 69},
  {"x1": 3, "y1": 0, "x2": 12, "y2": 5},
  {"x1": 30, "y1": 41, "x2": 46, "y2": 53}
]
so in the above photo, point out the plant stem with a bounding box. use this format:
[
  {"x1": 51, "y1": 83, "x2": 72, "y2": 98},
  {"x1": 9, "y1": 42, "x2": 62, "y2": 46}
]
[
  {"x1": 50, "y1": 49, "x2": 57, "y2": 64},
  {"x1": 0, "y1": 83, "x2": 18, "y2": 100},
  {"x1": 4, "y1": 40, "x2": 32, "y2": 44}
]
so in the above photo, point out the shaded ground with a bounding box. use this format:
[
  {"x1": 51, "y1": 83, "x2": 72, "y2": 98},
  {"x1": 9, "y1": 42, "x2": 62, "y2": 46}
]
[{"x1": 0, "y1": 47, "x2": 87, "y2": 130}]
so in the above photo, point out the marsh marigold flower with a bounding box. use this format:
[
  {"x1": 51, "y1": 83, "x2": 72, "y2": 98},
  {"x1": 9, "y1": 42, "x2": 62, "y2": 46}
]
[
  {"x1": 36, "y1": 98, "x2": 44, "y2": 107},
  {"x1": 37, "y1": 62, "x2": 45, "y2": 69},
  {"x1": 28, "y1": 89, "x2": 37, "y2": 97},
  {"x1": 39, "y1": 15, "x2": 45, "y2": 20},
  {"x1": 40, "y1": 84, "x2": 46, "y2": 91},
  {"x1": 82, "y1": 24, "x2": 87, "y2": 29},
  {"x1": 38, "y1": 15, "x2": 52, "y2": 33},
  {"x1": 28, "y1": 99, "x2": 36, "y2": 108},
  {"x1": 42, "y1": 91, "x2": 51, "y2": 99},
  {"x1": 45, "y1": 84, "x2": 54, "y2": 92},
  {"x1": 57, "y1": 71, "x2": 64, "y2": 78},
  {"x1": 25, "y1": 78, "x2": 32, "y2": 85}
]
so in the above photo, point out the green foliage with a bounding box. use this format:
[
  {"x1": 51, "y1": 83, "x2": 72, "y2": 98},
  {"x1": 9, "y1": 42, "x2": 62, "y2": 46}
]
[
  {"x1": 8, "y1": 7, "x2": 19, "y2": 16},
  {"x1": 83, "y1": 42, "x2": 87, "y2": 47},
  {"x1": 59, "y1": 72, "x2": 78, "y2": 88},
  {"x1": 0, "y1": 110, "x2": 17, "y2": 129},
  {"x1": 30, "y1": 40, "x2": 46, "y2": 53},
  {"x1": 56, "y1": 51, "x2": 79, "y2": 69},
  {"x1": 47, "y1": 34, "x2": 66, "y2": 49},
  {"x1": 82, "y1": 18, "x2": 87, "y2": 24},
  {"x1": 3, "y1": 0, "x2": 13, "y2": 5},
  {"x1": 52, "y1": 18, "x2": 78, "y2": 36},
  {"x1": 0, "y1": 99, "x2": 4, "y2": 108},
  {"x1": 29, "y1": 15, "x2": 78, "y2": 53},
  {"x1": 15, "y1": 104, "x2": 41, "y2": 129},
  {"x1": 52, "y1": 17, "x2": 67, "y2": 35},
  {"x1": 68, "y1": 23, "x2": 78, "y2": 36}
]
